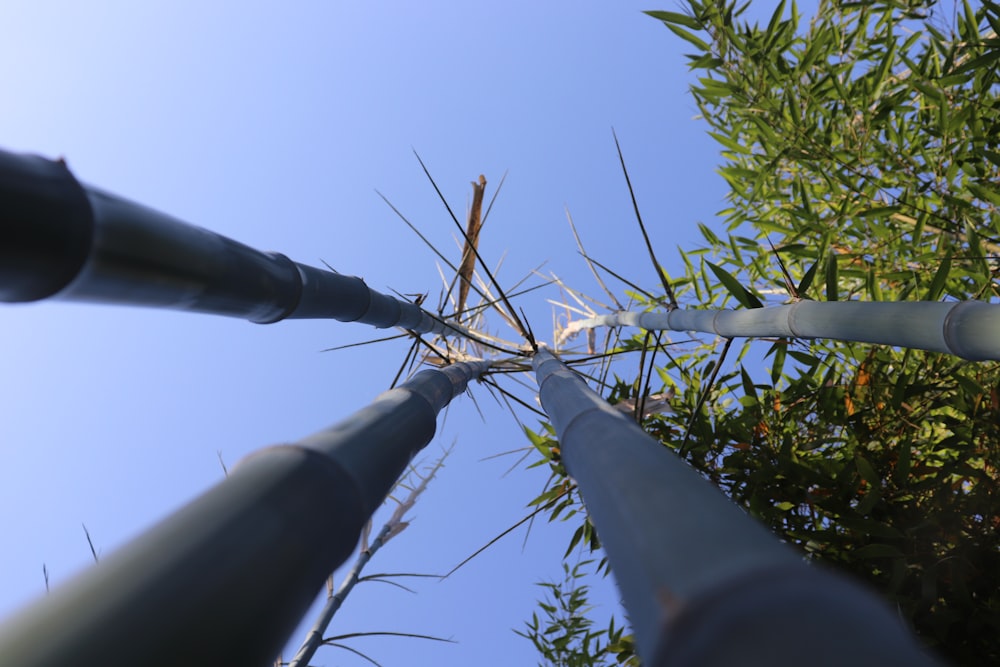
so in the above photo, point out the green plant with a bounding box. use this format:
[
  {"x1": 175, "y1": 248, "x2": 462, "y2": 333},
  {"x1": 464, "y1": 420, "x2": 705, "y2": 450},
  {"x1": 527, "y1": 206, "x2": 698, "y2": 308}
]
[
  {"x1": 529, "y1": 1, "x2": 1000, "y2": 664},
  {"x1": 516, "y1": 560, "x2": 636, "y2": 667}
]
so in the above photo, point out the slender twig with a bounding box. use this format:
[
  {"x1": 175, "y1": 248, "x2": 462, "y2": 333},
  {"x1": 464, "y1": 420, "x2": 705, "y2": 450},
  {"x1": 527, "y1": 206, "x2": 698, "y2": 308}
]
[
  {"x1": 288, "y1": 449, "x2": 453, "y2": 667},
  {"x1": 324, "y1": 631, "x2": 456, "y2": 645},
  {"x1": 767, "y1": 237, "x2": 800, "y2": 299},
  {"x1": 580, "y1": 252, "x2": 658, "y2": 301},
  {"x1": 459, "y1": 275, "x2": 554, "y2": 323},
  {"x1": 566, "y1": 207, "x2": 624, "y2": 310},
  {"x1": 412, "y1": 151, "x2": 536, "y2": 350},
  {"x1": 679, "y1": 338, "x2": 735, "y2": 456},
  {"x1": 376, "y1": 189, "x2": 503, "y2": 314},
  {"x1": 612, "y1": 129, "x2": 679, "y2": 310},
  {"x1": 321, "y1": 332, "x2": 409, "y2": 353},
  {"x1": 82, "y1": 524, "x2": 99, "y2": 563},
  {"x1": 480, "y1": 375, "x2": 548, "y2": 418},
  {"x1": 441, "y1": 487, "x2": 570, "y2": 580},
  {"x1": 390, "y1": 338, "x2": 422, "y2": 388},
  {"x1": 319, "y1": 642, "x2": 382, "y2": 666}
]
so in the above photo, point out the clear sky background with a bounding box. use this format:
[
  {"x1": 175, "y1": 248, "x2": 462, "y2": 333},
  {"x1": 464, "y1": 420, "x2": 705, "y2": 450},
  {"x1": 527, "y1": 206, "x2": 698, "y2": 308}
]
[{"x1": 0, "y1": 2, "x2": 785, "y2": 664}]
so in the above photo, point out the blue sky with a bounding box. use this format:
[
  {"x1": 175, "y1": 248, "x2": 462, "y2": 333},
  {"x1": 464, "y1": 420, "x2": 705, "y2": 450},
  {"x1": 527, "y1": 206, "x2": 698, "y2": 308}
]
[{"x1": 0, "y1": 2, "x2": 761, "y2": 664}]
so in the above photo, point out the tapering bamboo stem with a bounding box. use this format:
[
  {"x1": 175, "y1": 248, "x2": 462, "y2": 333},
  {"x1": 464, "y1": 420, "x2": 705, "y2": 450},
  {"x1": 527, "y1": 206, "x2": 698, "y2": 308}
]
[
  {"x1": 532, "y1": 346, "x2": 939, "y2": 666},
  {"x1": 0, "y1": 360, "x2": 489, "y2": 667},
  {"x1": 559, "y1": 300, "x2": 1000, "y2": 361},
  {"x1": 0, "y1": 149, "x2": 478, "y2": 341}
]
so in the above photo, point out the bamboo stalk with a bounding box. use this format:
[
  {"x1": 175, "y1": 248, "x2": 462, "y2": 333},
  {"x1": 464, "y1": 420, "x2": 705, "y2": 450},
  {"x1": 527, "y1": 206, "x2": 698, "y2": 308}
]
[
  {"x1": 0, "y1": 360, "x2": 490, "y2": 667},
  {"x1": 0, "y1": 149, "x2": 480, "y2": 342},
  {"x1": 558, "y1": 300, "x2": 1000, "y2": 361},
  {"x1": 531, "y1": 346, "x2": 939, "y2": 666}
]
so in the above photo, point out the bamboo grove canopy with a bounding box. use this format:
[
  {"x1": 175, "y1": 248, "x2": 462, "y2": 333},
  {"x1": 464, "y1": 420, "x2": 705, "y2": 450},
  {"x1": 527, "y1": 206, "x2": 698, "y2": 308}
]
[{"x1": 5, "y1": 144, "x2": 988, "y2": 664}]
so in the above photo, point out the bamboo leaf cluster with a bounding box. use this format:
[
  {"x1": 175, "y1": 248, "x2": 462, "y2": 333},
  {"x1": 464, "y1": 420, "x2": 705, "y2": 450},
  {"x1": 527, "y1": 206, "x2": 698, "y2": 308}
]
[{"x1": 528, "y1": 2, "x2": 1000, "y2": 665}]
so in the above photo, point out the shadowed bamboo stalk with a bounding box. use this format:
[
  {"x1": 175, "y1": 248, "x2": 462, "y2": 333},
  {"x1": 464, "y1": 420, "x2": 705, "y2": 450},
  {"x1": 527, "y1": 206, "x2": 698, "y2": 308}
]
[
  {"x1": 531, "y1": 345, "x2": 940, "y2": 666},
  {"x1": 0, "y1": 149, "x2": 499, "y2": 346},
  {"x1": 557, "y1": 300, "x2": 1000, "y2": 361},
  {"x1": 0, "y1": 360, "x2": 490, "y2": 667}
]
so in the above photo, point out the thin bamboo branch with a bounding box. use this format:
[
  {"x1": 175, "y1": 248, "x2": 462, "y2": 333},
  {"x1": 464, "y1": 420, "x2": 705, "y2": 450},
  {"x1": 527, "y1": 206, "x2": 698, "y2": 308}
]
[
  {"x1": 612, "y1": 129, "x2": 679, "y2": 310},
  {"x1": 565, "y1": 207, "x2": 624, "y2": 310},
  {"x1": 288, "y1": 450, "x2": 453, "y2": 667},
  {"x1": 412, "y1": 151, "x2": 536, "y2": 350}
]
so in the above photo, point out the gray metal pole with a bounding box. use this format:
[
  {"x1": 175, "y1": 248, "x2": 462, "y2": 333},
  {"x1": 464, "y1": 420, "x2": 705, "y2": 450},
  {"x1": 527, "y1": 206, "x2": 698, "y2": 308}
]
[
  {"x1": 532, "y1": 346, "x2": 941, "y2": 666},
  {"x1": 0, "y1": 360, "x2": 490, "y2": 667}
]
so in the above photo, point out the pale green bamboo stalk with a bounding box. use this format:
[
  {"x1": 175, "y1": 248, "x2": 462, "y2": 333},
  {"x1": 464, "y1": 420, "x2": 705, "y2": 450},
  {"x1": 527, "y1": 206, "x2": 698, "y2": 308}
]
[
  {"x1": 532, "y1": 345, "x2": 940, "y2": 666},
  {"x1": 559, "y1": 301, "x2": 1000, "y2": 361}
]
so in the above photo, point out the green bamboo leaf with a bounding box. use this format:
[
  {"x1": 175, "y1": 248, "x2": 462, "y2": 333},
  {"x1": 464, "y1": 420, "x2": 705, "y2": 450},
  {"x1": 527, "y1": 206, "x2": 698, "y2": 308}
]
[
  {"x1": 644, "y1": 10, "x2": 702, "y2": 30},
  {"x1": 708, "y1": 131, "x2": 752, "y2": 155},
  {"x1": 980, "y1": 149, "x2": 1000, "y2": 169},
  {"x1": 766, "y1": 0, "x2": 787, "y2": 36},
  {"x1": 867, "y1": 266, "x2": 884, "y2": 301},
  {"x1": 768, "y1": 339, "x2": 788, "y2": 385},
  {"x1": 871, "y1": 39, "x2": 896, "y2": 99},
  {"x1": 967, "y1": 182, "x2": 1000, "y2": 207},
  {"x1": 955, "y1": 374, "x2": 985, "y2": 397},
  {"x1": 857, "y1": 483, "x2": 882, "y2": 515},
  {"x1": 661, "y1": 21, "x2": 711, "y2": 52},
  {"x1": 825, "y1": 250, "x2": 838, "y2": 301},
  {"x1": 740, "y1": 365, "x2": 759, "y2": 404},
  {"x1": 797, "y1": 257, "x2": 820, "y2": 296},
  {"x1": 706, "y1": 261, "x2": 764, "y2": 309},
  {"x1": 924, "y1": 252, "x2": 952, "y2": 301},
  {"x1": 697, "y1": 222, "x2": 722, "y2": 246},
  {"x1": 856, "y1": 205, "x2": 900, "y2": 218}
]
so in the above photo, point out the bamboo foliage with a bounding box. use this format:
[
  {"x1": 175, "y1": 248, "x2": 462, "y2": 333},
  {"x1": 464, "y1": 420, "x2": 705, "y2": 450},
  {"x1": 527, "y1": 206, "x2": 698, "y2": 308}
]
[
  {"x1": 579, "y1": 2, "x2": 1000, "y2": 664},
  {"x1": 2, "y1": 1, "x2": 1000, "y2": 661}
]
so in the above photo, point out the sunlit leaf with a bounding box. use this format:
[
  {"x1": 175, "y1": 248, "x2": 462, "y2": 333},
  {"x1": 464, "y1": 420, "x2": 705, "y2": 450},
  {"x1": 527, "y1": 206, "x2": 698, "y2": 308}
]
[{"x1": 705, "y1": 261, "x2": 764, "y2": 309}]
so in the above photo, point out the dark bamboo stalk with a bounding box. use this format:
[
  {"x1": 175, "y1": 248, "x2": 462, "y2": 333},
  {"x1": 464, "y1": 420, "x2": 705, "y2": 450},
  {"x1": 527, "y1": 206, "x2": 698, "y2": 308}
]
[
  {"x1": 0, "y1": 360, "x2": 490, "y2": 667},
  {"x1": 0, "y1": 149, "x2": 470, "y2": 338}
]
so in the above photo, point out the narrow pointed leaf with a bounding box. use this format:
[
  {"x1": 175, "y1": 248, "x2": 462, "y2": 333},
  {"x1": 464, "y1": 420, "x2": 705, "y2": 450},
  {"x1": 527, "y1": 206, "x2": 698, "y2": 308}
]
[
  {"x1": 796, "y1": 257, "x2": 820, "y2": 297},
  {"x1": 924, "y1": 253, "x2": 952, "y2": 301},
  {"x1": 825, "y1": 250, "x2": 838, "y2": 302},
  {"x1": 706, "y1": 261, "x2": 764, "y2": 309}
]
